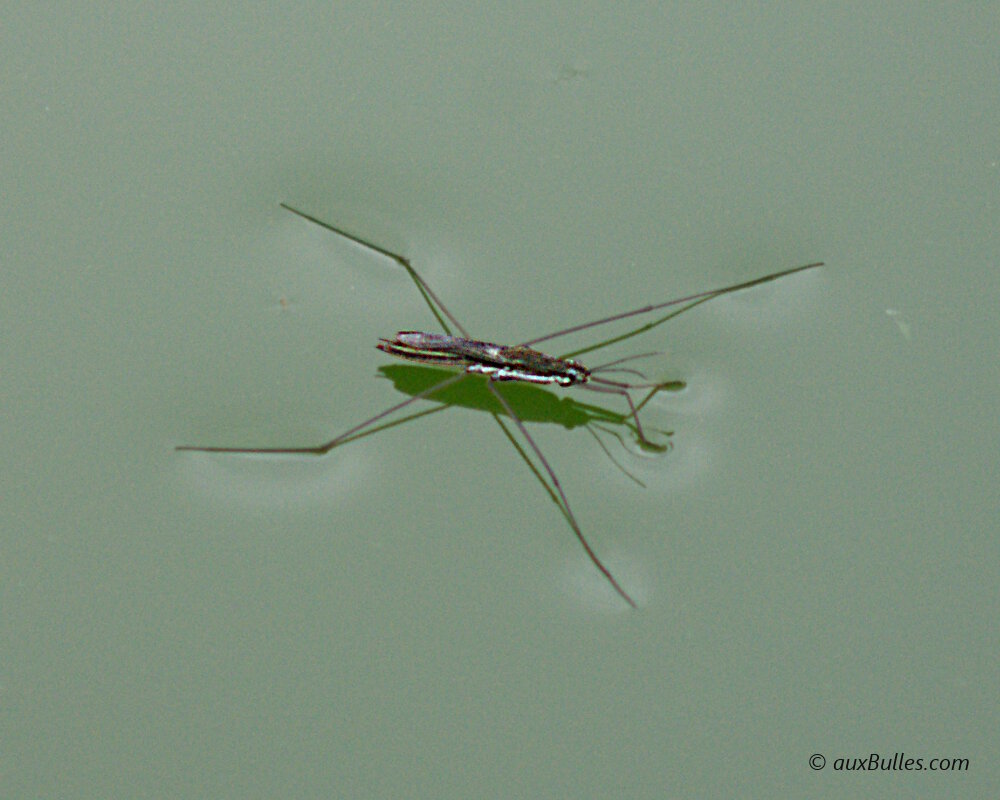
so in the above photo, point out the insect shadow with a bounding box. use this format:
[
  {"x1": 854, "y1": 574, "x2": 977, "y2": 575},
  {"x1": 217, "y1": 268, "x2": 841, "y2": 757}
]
[
  {"x1": 178, "y1": 203, "x2": 822, "y2": 608},
  {"x1": 358, "y1": 363, "x2": 686, "y2": 486}
]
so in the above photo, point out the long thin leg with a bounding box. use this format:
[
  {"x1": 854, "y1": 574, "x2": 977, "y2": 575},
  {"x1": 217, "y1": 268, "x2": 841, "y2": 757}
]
[
  {"x1": 486, "y1": 381, "x2": 637, "y2": 608},
  {"x1": 635, "y1": 382, "x2": 682, "y2": 413},
  {"x1": 523, "y1": 261, "x2": 823, "y2": 348},
  {"x1": 176, "y1": 372, "x2": 468, "y2": 454},
  {"x1": 578, "y1": 379, "x2": 670, "y2": 451},
  {"x1": 178, "y1": 204, "x2": 480, "y2": 454},
  {"x1": 280, "y1": 203, "x2": 470, "y2": 337},
  {"x1": 584, "y1": 425, "x2": 646, "y2": 487},
  {"x1": 187, "y1": 204, "x2": 643, "y2": 606},
  {"x1": 280, "y1": 202, "x2": 691, "y2": 457},
  {"x1": 491, "y1": 414, "x2": 562, "y2": 509}
]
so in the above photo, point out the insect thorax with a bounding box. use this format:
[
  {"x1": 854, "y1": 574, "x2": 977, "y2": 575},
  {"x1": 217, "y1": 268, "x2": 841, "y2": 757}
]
[{"x1": 473, "y1": 344, "x2": 589, "y2": 386}]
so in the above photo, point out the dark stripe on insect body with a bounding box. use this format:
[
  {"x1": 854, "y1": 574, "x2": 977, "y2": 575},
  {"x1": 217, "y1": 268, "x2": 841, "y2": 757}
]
[{"x1": 376, "y1": 338, "x2": 472, "y2": 366}]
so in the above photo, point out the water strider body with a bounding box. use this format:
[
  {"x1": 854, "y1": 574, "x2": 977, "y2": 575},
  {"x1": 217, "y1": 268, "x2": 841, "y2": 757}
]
[
  {"x1": 377, "y1": 332, "x2": 590, "y2": 386},
  {"x1": 178, "y1": 203, "x2": 822, "y2": 608}
]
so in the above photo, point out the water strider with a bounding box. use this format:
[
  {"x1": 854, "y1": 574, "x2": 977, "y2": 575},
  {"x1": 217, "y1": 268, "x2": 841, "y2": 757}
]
[{"x1": 178, "y1": 204, "x2": 822, "y2": 608}]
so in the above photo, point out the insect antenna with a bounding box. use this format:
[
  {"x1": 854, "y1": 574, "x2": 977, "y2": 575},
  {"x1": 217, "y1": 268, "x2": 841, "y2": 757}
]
[
  {"x1": 589, "y1": 351, "x2": 665, "y2": 379},
  {"x1": 590, "y1": 366, "x2": 649, "y2": 380},
  {"x1": 486, "y1": 381, "x2": 638, "y2": 608},
  {"x1": 589, "y1": 351, "x2": 662, "y2": 374}
]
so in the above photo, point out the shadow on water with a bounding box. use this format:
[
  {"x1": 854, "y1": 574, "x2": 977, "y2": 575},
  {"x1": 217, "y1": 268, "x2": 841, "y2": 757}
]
[{"x1": 358, "y1": 363, "x2": 684, "y2": 447}]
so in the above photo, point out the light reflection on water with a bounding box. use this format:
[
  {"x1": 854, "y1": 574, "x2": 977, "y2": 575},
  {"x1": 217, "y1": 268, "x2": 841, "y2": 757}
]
[{"x1": 176, "y1": 447, "x2": 371, "y2": 511}]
